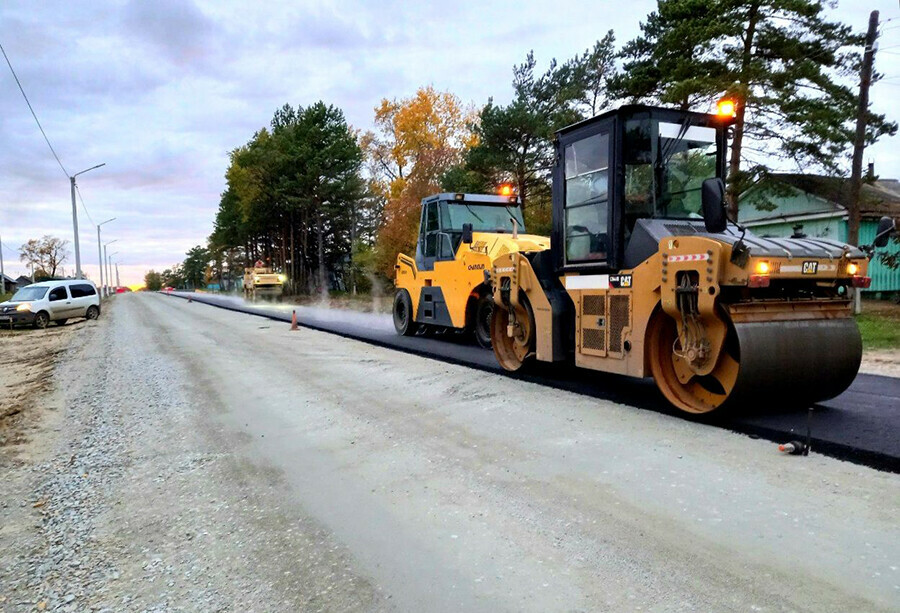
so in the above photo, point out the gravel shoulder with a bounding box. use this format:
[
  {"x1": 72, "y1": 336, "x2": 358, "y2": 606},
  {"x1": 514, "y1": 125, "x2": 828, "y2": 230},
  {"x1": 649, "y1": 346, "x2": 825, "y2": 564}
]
[{"x1": 1, "y1": 293, "x2": 898, "y2": 612}]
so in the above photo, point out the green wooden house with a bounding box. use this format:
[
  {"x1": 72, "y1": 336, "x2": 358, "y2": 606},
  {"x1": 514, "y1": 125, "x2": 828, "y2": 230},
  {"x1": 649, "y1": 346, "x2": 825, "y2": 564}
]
[{"x1": 739, "y1": 173, "x2": 900, "y2": 294}]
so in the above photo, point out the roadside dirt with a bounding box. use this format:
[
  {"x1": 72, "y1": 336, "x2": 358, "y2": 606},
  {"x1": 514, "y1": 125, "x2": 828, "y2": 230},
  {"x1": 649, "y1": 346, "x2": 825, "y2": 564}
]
[
  {"x1": 860, "y1": 349, "x2": 900, "y2": 377},
  {"x1": 0, "y1": 324, "x2": 81, "y2": 451}
]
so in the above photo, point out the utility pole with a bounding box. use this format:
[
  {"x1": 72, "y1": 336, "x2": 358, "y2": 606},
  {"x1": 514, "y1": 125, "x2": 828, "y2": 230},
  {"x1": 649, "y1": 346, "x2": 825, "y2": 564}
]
[
  {"x1": 848, "y1": 10, "x2": 878, "y2": 315},
  {"x1": 70, "y1": 176, "x2": 81, "y2": 279},
  {"x1": 108, "y1": 251, "x2": 119, "y2": 292},
  {"x1": 103, "y1": 240, "x2": 117, "y2": 295},
  {"x1": 848, "y1": 10, "x2": 879, "y2": 248},
  {"x1": 115, "y1": 262, "x2": 120, "y2": 288},
  {"x1": 96, "y1": 218, "x2": 115, "y2": 297},
  {"x1": 69, "y1": 163, "x2": 106, "y2": 280},
  {"x1": 0, "y1": 233, "x2": 5, "y2": 295}
]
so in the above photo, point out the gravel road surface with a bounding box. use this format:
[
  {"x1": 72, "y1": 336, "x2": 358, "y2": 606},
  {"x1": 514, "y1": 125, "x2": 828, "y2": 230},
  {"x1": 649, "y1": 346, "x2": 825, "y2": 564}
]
[{"x1": 2, "y1": 293, "x2": 898, "y2": 612}]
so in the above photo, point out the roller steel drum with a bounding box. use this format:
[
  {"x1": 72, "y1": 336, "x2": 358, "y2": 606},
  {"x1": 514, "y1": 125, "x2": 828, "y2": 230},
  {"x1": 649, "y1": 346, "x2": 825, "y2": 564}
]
[
  {"x1": 728, "y1": 318, "x2": 862, "y2": 406},
  {"x1": 648, "y1": 315, "x2": 863, "y2": 414}
]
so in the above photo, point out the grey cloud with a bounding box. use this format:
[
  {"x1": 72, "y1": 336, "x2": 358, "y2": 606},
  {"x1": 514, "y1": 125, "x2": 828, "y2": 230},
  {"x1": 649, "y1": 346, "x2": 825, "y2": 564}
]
[{"x1": 122, "y1": 0, "x2": 219, "y2": 67}]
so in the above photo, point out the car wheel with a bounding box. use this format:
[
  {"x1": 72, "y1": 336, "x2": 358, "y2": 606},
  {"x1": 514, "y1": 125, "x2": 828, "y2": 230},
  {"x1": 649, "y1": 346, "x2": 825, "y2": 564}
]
[
  {"x1": 86, "y1": 305, "x2": 100, "y2": 320},
  {"x1": 33, "y1": 311, "x2": 50, "y2": 329},
  {"x1": 56, "y1": 318, "x2": 68, "y2": 326}
]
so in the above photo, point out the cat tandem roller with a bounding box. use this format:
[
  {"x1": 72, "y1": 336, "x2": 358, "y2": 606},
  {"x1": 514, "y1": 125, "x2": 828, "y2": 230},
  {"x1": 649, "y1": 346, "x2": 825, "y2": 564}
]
[{"x1": 487, "y1": 102, "x2": 894, "y2": 414}]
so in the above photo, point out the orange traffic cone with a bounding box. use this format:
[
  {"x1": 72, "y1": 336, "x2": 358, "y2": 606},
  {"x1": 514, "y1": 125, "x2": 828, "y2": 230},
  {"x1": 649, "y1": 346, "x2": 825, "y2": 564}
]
[{"x1": 290, "y1": 310, "x2": 299, "y2": 331}]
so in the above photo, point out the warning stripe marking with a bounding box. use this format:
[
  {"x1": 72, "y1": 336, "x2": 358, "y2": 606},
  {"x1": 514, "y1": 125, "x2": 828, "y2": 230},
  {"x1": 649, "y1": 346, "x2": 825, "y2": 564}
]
[{"x1": 667, "y1": 253, "x2": 709, "y2": 262}]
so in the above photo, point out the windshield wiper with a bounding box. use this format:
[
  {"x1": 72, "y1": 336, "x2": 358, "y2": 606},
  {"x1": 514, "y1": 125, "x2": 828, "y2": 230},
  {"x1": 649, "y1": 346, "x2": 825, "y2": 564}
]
[
  {"x1": 464, "y1": 203, "x2": 484, "y2": 224},
  {"x1": 660, "y1": 118, "x2": 691, "y2": 165}
]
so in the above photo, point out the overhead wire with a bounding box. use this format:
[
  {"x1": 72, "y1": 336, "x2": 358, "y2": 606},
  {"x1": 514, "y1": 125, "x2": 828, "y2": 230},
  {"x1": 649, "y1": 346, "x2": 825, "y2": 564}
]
[
  {"x1": 1, "y1": 39, "x2": 105, "y2": 235},
  {"x1": 0, "y1": 40, "x2": 68, "y2": 179},
  {"x1": 75, "y1": 185, "x2": 96, "y2": 226}
]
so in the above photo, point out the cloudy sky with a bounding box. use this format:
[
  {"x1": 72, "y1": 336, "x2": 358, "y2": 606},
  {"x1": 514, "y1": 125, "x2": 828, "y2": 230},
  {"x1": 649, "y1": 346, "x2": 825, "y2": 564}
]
[{"x1": 1, "y1": 0, "x2": 897, "y2": 287}]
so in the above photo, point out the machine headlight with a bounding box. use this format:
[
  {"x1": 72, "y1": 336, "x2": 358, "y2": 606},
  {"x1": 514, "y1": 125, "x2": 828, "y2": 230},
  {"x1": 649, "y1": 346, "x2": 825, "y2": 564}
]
[
  {"x1": 754, "y1": 261, "x2": 770, "y2": 275},
  {"x1": 277, "y1": 274, "x2": 286, "y2": 282},
  {"x1": 846, "y1": 262, "x2": 859, "y2": 275},
  {"x1": 16, "y1": 303, "x2": 32, "y2": 312}
]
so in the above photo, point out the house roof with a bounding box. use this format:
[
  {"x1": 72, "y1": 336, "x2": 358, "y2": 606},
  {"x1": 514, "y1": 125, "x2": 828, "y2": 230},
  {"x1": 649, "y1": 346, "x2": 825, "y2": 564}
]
[{"x1": 743, "y1": 174, "x2": 900, "y2": 222}]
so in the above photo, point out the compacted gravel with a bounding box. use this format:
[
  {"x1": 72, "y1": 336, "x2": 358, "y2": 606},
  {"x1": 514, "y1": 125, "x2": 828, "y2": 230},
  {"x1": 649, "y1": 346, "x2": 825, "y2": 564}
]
[
  {"x1": 1, "y1": 293, "x2": 898, "y2": 612},
  {"x1": 1, "y1": 297, "x2": 382, "y2": 612}
]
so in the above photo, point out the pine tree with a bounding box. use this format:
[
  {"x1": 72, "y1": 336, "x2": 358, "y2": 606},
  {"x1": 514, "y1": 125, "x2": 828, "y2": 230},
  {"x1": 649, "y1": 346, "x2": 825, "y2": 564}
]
[{"x1": 613, "y1": 0, "x2": 896, "y2": 219}]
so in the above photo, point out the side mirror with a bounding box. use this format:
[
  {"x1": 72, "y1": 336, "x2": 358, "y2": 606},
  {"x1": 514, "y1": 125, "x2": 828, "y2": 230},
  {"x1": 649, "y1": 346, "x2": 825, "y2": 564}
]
[
  {"x1": 873, "y1": 216, "x2": 896, "y2": 248},
  {"x1": 462, "y1": 223, "x2": 474, "y2": 244},
  {"x1": 701, "y1": 178, "x2": 727, "y2": 233}
]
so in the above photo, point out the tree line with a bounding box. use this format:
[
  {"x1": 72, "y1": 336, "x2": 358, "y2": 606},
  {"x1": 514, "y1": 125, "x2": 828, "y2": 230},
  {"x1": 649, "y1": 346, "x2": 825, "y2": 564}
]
[{"x1": 151, "y1": 0, "x2": 895, "y2": 292}]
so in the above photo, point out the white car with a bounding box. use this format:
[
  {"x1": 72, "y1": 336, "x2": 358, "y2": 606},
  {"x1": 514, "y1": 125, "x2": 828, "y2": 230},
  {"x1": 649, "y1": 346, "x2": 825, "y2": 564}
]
[{"x1": 0, "y1": 280, "x2": 101, "y2": 329}]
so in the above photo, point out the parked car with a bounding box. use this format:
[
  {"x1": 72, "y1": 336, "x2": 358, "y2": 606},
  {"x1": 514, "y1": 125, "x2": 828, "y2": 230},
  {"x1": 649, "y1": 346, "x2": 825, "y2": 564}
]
[{"x1": 0, "y1": 280, "x2": 101, "y2": 329}]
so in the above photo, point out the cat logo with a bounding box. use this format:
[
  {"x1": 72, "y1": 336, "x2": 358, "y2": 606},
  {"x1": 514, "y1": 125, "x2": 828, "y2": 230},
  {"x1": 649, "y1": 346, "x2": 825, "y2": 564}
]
[
  {"x1": 802, "y1": 261, "x2": 818, "y2": 275},
  {"x1": 609, "y1": 274, "x2": 633, "y2": 288}
]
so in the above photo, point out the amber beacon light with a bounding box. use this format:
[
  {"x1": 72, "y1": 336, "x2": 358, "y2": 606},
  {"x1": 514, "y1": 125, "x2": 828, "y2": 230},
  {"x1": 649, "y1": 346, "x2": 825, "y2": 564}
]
[{"x1": 717, "y1": 98, "x2": 736, "y2": 118}]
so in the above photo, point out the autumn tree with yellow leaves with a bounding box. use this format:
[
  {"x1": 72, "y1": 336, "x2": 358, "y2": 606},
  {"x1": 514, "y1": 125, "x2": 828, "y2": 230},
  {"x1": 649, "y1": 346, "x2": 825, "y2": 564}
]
[{"x1": 363, "y1": 86, "x2": 478, "y2": 277}]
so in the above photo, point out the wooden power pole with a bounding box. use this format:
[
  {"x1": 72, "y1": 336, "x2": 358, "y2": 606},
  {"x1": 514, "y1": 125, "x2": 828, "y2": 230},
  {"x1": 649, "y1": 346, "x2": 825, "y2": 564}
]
[{"x1": 848, "y1": 10, "x2": 879, "y2": 247}]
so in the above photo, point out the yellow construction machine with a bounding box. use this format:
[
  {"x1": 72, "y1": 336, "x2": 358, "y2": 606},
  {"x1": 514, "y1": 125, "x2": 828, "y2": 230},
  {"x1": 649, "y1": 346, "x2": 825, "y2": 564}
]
[
  {"x1": 243, "y1": 264, "x2": 285, "y2": 299},
  {"x1": 488, "y1": 102, "x2": 896, "y2": 414},
  {"x1": 393, "y1": 192, "x2": 549, "y2": 346}
]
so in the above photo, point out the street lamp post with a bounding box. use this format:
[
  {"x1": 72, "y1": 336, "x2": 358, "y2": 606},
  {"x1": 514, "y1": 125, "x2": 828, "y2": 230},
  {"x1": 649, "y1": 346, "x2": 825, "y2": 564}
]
[
  {"x1": 0, "y1": 232, "x2": 6, "y2": 295},
  {"x1": 103, "y1": 240, "x2": 117, "y2": 295},
  {"x1": 70, "y1": 163, "x2": 106, "y2": 279},
  {"x1": 108, "y1": 251, "x2": 119, "y2": 293},
  {"x1": 96, "y1": 218, "x2": 115, "y2": 297}
]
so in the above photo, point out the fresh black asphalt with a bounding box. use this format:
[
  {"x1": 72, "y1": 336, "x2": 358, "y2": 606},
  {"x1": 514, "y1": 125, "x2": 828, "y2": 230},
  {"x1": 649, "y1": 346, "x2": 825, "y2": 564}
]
[{"x1": 165, "y1": 292, "x2": 900, "y2": 473}]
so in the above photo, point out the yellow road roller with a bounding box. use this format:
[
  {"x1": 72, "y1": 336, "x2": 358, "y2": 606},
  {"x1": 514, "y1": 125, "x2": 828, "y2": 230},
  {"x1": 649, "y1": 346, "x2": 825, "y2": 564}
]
[
  {"x1": 394, "y1": 192, "x2": 549, "y2": 346},
  {"x1": 488, "y1": 103, "x2": 895, "y2": 414}
]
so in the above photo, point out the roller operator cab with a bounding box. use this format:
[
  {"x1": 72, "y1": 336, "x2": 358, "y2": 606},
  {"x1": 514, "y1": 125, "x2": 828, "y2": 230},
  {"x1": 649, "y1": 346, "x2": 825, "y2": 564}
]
[
  {"x1": 489, "y1": 104, "x2": 881, "y2": 414},
  {"x1": 393, "y1": 193, "x2": 549, "y2": 347}
]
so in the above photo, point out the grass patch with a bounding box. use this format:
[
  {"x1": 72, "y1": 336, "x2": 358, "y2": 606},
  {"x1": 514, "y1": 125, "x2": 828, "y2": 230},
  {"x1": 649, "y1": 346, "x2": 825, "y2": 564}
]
[
  {"x1": 856, "y1": 301, "x2": 900, "y2": 350},
  {"x1": 0, "y1": 292, "x2": 11, "y2": 303}
]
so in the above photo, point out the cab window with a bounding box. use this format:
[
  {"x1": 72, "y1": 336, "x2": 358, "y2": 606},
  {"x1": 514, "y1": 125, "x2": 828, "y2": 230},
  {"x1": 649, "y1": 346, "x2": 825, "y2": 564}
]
[
  {"x1": 423, "y1": 201, "x2": 439, "y2": 258},
  {"x1": 564, "y1": 131, "x2": 609, "y2": 263},
  {"x1": 48, "y1": 287, "x2": 68, "y2": 301}
]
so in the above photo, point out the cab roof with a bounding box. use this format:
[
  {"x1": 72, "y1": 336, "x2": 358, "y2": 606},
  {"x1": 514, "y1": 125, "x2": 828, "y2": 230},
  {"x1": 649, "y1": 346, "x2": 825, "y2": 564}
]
[
  {"x1": 423, "y1": 192, "x2": 521, "y2": 206},
  {"x1": 556, "y1": 103, "x2": 724, "y2": 137}
]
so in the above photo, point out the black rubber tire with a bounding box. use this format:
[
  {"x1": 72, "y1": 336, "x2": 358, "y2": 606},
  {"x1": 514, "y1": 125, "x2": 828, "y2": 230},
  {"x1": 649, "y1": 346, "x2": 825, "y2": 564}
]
[
  {"x1": 392, "y1": 290, "x2": 416, "y2": 336},
  {"x1": 55, "y1": 319, "x2": 68, "y2": 326},
  {"x1": 33, "y1": 311, "x2": 50, "y2": 329},
  {"x1": 474, "y1": 294, "x2": 494, "y2": 348},
  {"x1": 86, "y1": 305, "x2": 100, "y2": 320}
]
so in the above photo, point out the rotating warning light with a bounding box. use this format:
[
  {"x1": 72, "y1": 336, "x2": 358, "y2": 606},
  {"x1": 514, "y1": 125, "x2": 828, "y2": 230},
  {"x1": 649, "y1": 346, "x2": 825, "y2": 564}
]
[
  {"x1": 499, "y1": 183, "x2": 514, "y2": 197},
  {"x1": 717, "y1": 98, "x2": 736, "y2": 118}
]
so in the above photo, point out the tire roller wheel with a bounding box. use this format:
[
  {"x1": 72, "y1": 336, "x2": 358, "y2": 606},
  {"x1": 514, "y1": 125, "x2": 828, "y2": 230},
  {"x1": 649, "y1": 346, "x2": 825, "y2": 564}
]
[
  {"x1": 490, "y1": 293, "x2": 535, "y2": 372},
  {"x1": 474, "y1": 294, "x2": 494, "y2": 349},
  {"x1": 648, "y1": 312, "x2": 862, "y2": 414},
  {"x1": 392, "y1": 290, "x2": 417, "y2": 336}
]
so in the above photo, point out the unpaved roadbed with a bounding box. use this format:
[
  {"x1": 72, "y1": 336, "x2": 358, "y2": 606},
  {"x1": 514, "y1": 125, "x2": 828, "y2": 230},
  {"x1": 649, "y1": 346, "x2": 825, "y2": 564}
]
[{"x1": 1, "y1": 293, "x2": 898, "y2": 612}]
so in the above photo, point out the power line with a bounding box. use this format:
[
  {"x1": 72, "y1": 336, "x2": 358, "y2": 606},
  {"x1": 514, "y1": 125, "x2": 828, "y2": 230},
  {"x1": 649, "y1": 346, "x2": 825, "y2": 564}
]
[
  {"x1": 0, "y1": 40, "x2": 68, "y2": 178},
  {"x1": 1, "y1": 241, "x2": 19, "y2": 257},
  {"x1": 74, "y1": 184, "x2": 95, "y2": 226}
]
